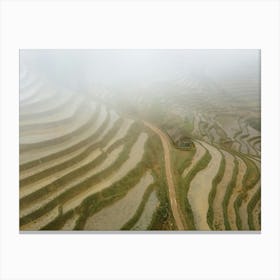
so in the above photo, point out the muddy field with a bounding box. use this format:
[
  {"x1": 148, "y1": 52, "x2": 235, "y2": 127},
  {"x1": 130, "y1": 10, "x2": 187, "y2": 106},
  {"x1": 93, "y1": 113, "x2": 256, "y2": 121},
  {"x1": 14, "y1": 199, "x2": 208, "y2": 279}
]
[{"x1": 19, "y1": 50, "x2": 260, "y2": 231}]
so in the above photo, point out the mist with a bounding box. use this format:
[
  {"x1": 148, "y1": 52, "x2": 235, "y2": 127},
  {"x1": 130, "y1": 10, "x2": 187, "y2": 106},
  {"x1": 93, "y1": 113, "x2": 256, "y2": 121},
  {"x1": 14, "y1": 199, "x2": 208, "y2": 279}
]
[
  {"x1": 20, "y1": 49, "x2": 260, "y2": 96},
  {"x1": 19, "y1": 49, "x2": 261, "y2": 232}
]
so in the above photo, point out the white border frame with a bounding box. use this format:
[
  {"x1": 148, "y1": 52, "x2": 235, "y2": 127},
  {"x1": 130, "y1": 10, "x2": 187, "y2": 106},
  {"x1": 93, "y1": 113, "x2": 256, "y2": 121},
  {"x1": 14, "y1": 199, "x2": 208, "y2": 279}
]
[{"x1": 1, "y1": 1, "x2": 279, "y2": 280}]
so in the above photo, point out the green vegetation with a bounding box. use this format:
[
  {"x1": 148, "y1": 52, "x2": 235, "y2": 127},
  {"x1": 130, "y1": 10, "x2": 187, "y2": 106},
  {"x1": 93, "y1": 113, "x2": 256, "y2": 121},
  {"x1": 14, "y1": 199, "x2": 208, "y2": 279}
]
[
  {"x1": 149, "y1": 170, "x2": 176, "y2": 230},
  {"x1": 20, "y1": 105, "x2": 109, "y2": 171},
  {"x1": 169, "y1": 146, "x2": 195, "y2": 229},
  {"x1": 233, "y1": 155, "x2": 260, "y2": 230},
  {"x1": 43, "y1": 159, "x2": 147, "y2": 230},
  {"x1": 143, "y1": 128, "x2": 176, "y2": 230},
  {"x1": 121, "y1": 183, "x2": 156, "y2": 230},
  {"x1": 222, "y1": 157, "x2": 239, "y2": 230},
  {"x1": 20, "y1": 122, "x2": 142, "y2": 226},
  {"x1": 73, "y1": 161, "x2": 148, "y2": 230},
  {"x1": 247, "y1": 117, "x2": 261, "y2": 132},
  {"x1": 207, "y1": 152, "x2": 226, "y2": 229},
  {"x1": 171, "y1": 146, "x2": 196, "y2": 175},
  {"x1": 41, "y1": 209, "x2": 75, "y2": 230},
  {"x1": 137, "y1": 99, "x2": 194, "y2": 139},
  {"x1": 20, "y1": 57, "x2": 261, "y2": 231},
  {"x1": 248, "y1": 136, "x2": 261, "y2": 144},
  {"x1": 43, "y1": 124, "x2": 173, "y2": 231},
  {"x1": 233, "y1": 130, "x2": 242, "y2": 139},
  {"x1": 240, "y1": 134, "x2": 249, "y2": 140},
  {"x1": 160, "y1": 113, "x2": 194, "y2": 138},
  {"x1": 20, "y1": 119, "x2": 125, "y2": 207},
  {"x1": 20, "y1": 115, "x2": 122, "y2": 188},
  {"x1": 177, "y1": 147, "x2": 212, "y2": 229},
  {"x1": 247, "y1": 188, "x2": 261, "y2": 230}
]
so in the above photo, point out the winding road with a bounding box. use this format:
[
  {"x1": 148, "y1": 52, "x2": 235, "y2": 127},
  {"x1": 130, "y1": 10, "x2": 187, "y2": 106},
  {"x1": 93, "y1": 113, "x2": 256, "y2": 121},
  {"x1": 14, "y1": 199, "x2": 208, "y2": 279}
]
[{"x1": 143, "y1": 121, "x2": 185, "y2": 230}]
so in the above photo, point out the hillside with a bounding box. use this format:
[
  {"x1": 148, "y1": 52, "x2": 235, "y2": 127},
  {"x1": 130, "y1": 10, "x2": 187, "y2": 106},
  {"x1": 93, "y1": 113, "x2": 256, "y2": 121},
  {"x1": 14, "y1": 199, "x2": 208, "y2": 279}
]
[{"x1": 19, "y1": 53, "x2": 261, "y2": 231}]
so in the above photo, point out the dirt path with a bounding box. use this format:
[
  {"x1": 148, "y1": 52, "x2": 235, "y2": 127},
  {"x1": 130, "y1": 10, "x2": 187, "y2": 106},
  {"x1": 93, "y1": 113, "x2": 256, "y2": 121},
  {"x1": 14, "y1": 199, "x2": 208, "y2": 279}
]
[{"x1": 143, "y1": 121, "x2": 185, "y2": 230}]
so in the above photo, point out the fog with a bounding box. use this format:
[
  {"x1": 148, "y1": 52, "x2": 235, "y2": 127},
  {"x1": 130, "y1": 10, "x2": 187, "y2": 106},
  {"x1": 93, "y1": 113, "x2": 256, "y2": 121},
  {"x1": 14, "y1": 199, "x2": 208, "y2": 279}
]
[{"x1": 20, "y1": 49, "x2": 260, "y2": 95}]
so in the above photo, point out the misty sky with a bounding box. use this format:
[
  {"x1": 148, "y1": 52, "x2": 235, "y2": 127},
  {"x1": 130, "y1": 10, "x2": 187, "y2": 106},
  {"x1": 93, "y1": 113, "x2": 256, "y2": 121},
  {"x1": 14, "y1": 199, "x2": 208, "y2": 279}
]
[{"x1": 20, "y1": 49, "x2": 260, "y2": 92}]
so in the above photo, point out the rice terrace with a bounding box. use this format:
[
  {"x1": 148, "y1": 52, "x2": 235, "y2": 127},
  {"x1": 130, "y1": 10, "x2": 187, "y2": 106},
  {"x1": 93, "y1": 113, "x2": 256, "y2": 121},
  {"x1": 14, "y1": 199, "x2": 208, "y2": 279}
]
[{"x1": 19, "y1": 50, "x2": 261, "y2": 231}]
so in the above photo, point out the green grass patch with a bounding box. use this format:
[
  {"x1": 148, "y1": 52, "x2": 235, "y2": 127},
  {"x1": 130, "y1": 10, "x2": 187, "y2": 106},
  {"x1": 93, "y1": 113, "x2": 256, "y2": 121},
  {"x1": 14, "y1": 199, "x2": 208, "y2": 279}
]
[{"x1": 171, "y1": 146, "x2": 196, "y2": 175}]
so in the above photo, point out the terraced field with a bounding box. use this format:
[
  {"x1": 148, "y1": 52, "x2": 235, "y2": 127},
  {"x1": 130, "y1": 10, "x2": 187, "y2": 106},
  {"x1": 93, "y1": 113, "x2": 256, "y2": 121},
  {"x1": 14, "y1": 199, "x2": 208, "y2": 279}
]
[
  {"x1": 20, "y1": 69, "x2": 175, "y2": 231},
  {"x1": 19, "y1": 52, "x2": 261, "y2": 231}
]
